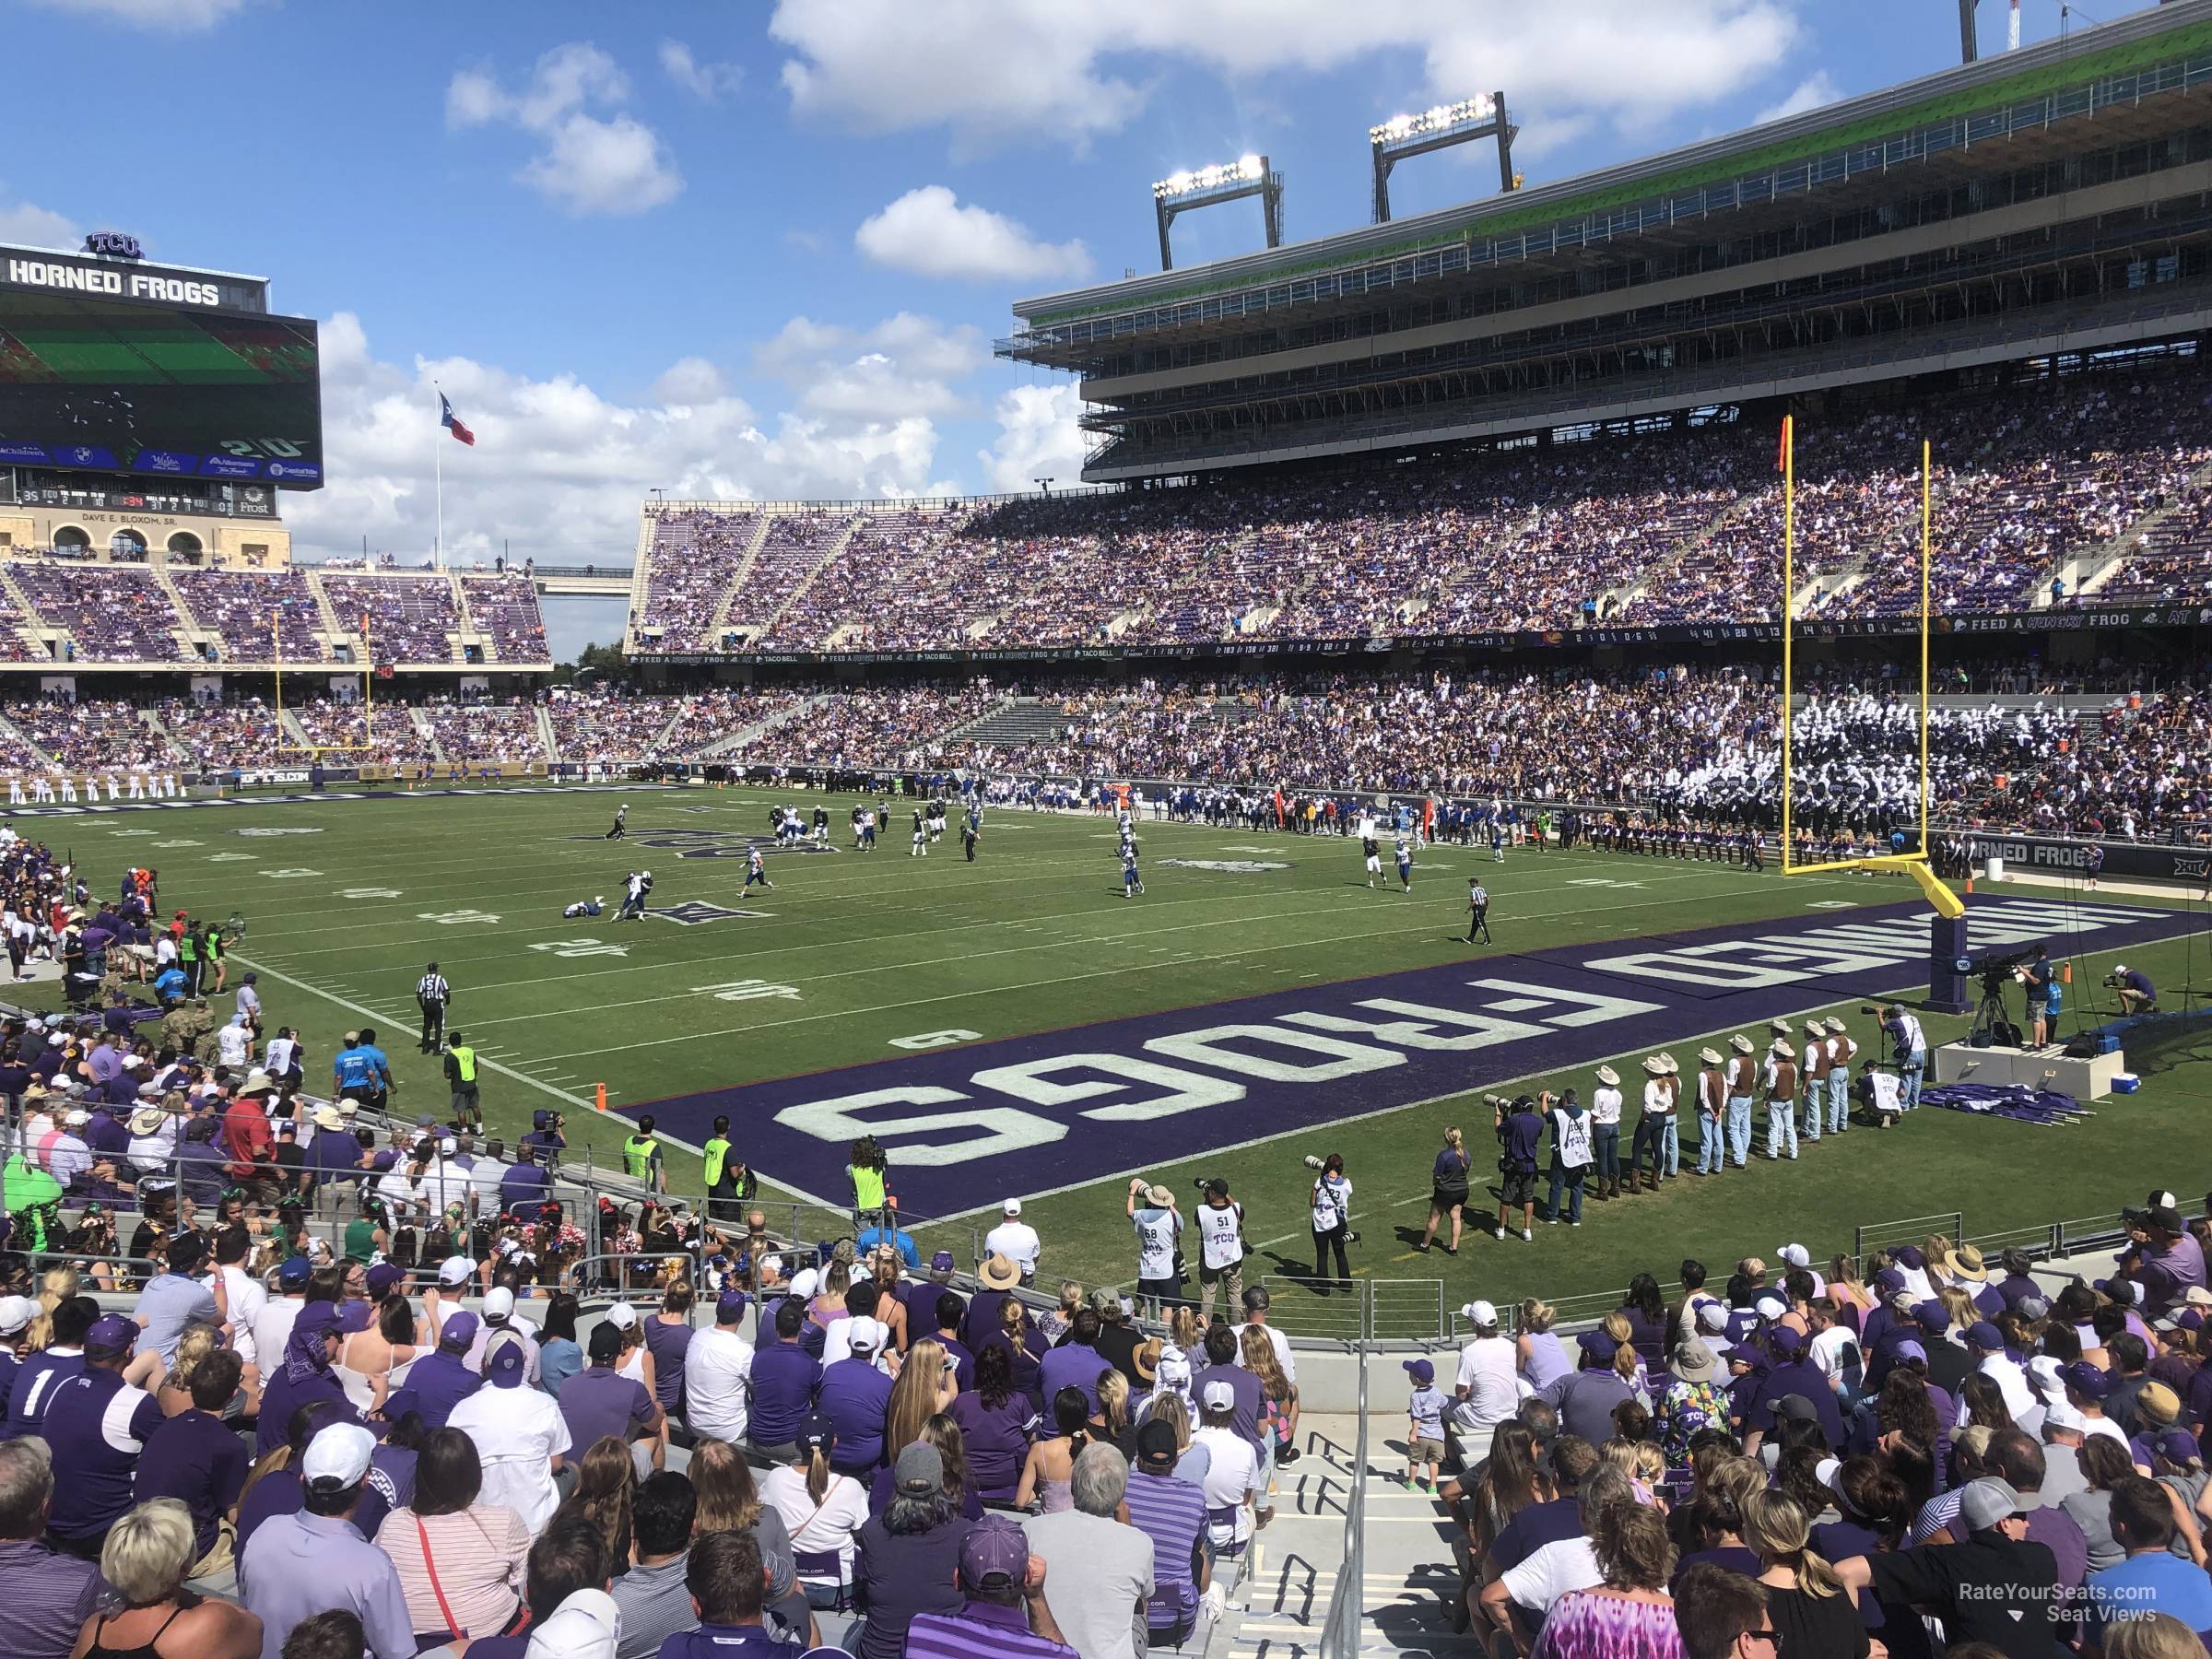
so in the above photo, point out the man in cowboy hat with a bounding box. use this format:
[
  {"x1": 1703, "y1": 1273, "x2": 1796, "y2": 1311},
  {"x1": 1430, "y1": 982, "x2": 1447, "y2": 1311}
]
[
  {"x1": 1724, "y1": 1035, "x2": 1758, "y2": 1169},
  {"x1": 1694, "y1": 1048, "x2": 1730, "y2": 1177},
  {"x1": 1799, "y1": 1018, "x2": 1832, "y2": 1145},
  {"x1": 1822, "y1": 1018, "x2": 1858, "y2": 1136},
  {"x1": 1629, "y1": 1056, "x2": 1671, "y2": 1193},
  {"x1": 1763, "y1": 1040, "x2": 1800, "y2": 1161},
  {"x1": 1590, "y1": 1065, "x2": 1624, "y2": 1200}
]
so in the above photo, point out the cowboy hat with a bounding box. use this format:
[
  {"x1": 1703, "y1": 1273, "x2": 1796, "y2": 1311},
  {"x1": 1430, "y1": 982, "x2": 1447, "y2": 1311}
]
[
  {"x1": 1658, "y1": 1053, "x2": 1679, "y2": 1075},
  {"x1": 1641, "y1": 1055, "x2": 1667, "y2": 1075},
  {"x1": 1594, "y1": 1065, "x2": 1620, "y2": 1087},
  {"x1": 1698, "y1": 1047, "x2": 1724, "y2": 1067},
  {"x1": 978, "y1": 1253, "x2": 1021, "y2": 1290},
  {"x1": 1770, "y1": 1018, "x2": 1793, "y2": 1036},
  {"x1": 128, "y1": 1105, "x2": 166, "y2": 1135},
  {"x1": 239, "y1": 1069, "x2": 276, "y2": 1096},
  {"x1": 1729, "y1": 1034, "x2": 1755, "y2": 1053},
  {"x1": 312, "y1": 1105, "x2": 346, "y2": 1132}
]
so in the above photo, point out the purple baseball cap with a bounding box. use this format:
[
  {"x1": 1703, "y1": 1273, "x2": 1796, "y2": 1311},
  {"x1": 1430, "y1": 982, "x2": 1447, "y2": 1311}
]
[
  {"x1": 1576, "y1": 1329, "x2": 1619, "y2": 1360},
  {"x1": 84, "y1": 1313, "x2": 136, "y2": 1356},
  {"x1": 1912, "y1": 1300, "x2": 1948, "y2": 1332},
  {"x1": 366, "y1": 1263, "x2": 406, "y2": 1297},
  {"x1": 1767, "y1": 1324, "x2": 1806, "y2": 1356},
  {"x1": 338, "y1": 1300, "x2": 374, "y2": 1334},
  {"x1": 1402, "y1": 1358, "x2": 1435, "y2": 1384},
  {"x1": 439, "y1": 1310, "x2": 479, "y2": 1348},
  {"x1": 958, "y1": 1517, "x2": 1030, "y2": 1593},
  {"x1": 716, "y1": 1289, "x2": 750, "y2": 1323},
  {"x1": 1965, "y1": 1321, "x2": 2006, "y2": 1350},
  {"x1": 2060, "y1": 1361, "x2": 2112, "y2": 1400},
  {"x1": 1893, "y1": 1339, "x2": 1929, "y2": 1364},
  {"x1": 488, "y1": 1341, "x2": 526, "y2": 1387},
  {"x1": 931, "y1": 1251, "x2": 956, "y2": 1272}
]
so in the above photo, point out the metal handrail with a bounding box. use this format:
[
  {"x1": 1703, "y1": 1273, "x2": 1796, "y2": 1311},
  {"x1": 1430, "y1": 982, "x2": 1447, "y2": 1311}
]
[{"x1": 1318, "y1": 1342, "x2": 1370, "y2": 1657}]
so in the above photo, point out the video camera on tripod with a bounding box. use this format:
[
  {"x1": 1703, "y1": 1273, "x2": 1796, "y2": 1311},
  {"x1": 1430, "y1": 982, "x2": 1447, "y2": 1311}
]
[{"x1": 1961, "y1": 941, "x2": 2043, "y2": 1046}]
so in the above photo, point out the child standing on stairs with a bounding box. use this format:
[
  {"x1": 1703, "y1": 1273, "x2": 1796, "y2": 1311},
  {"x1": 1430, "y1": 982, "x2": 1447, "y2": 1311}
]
[{"x1": 1404, "y1": 1357, "x2": 1449, "y2": 1493}]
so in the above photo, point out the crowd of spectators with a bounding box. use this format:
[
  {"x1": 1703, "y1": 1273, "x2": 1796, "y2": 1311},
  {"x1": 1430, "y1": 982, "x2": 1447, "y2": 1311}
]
[
  {"x1": 460, "y1": 576, "x2": 552, "y2": 665},
  {"x1": 654, "y1": 688, "x2": 817, "y2": 759},
  {"x1": 157, "y1": 699, "x2": 285, "y2": 771},
  {"x1": 545, "y1": 690, "x2": 679, "y2": 766},
  {"x1": 171, "y1": 569, "x2": 327, "y2": 664},
  {"x1": 318, "y1": 575, "x2": 463, "y2": 665},
  {"x1": 416, "y1": 701, "x2": 547, "y2": 765},
  {"x1": 784, "y1": 686, "x2": 1003, "y2": 772},
  {"x1": 285, "y1": 701, "x2": 431, "y2": 768},
  {"x1": 9, "y1": 564, "x2": 187, "y2": 664},
  {"x1": 638, "y1": 511, "x2": 764, "y2": 649}
]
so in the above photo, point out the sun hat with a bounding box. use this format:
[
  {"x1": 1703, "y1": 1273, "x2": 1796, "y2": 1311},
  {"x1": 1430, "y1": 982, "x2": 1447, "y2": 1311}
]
[
  {"x1": 1671, "y1": 1338, "x2": 1720, "y2": 1383},
  {"x1": 979, "y1": 1254, "x2": 1021, "y2": 1290}
]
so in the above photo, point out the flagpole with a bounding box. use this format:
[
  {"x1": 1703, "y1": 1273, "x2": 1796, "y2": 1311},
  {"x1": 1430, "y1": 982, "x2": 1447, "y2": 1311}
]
[{"x1": 433, "y1": 381, "x2": 444, "y2": 572}]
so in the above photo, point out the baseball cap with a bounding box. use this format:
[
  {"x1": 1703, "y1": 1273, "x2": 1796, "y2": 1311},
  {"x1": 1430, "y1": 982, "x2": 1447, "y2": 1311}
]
[
  {"x1": 1137, "y1": 1419, "x2": 1180, "y2": 1469},
  {"x1": 1958, "y1": 1477, "x2": 2030, "y2": 1533},
  {"x1": 483, "y1": 1287, "x2": 516, "y2": 1321},
  {"x1": 303, "y1": 1422, "x2": 376, "y2": 1490},
  {"x1": 2041, "y1": 1402, "x2": 2088, "y2": 1433},
  {"x1": 1696, "y1": 1302, "x2": 1728, "y2": 1334},
  {"x1": 930, "y1": 1251, "x2": 956, "y2": 1273},
  {"x1": 84, "y1": 1313, "x2": 136, "y2": 1356},
  {"x1": 1893, "y1": 1339, "x2": 1928, "y2": 1364},
  {"x1": 603, "y1": 1302, "x2": 638, "y2": 1331},
  {"x1": 366, "y1": 1263, "x2": 406, "y2": 1298},
  {"x1": 277, "y1": 1255, "x2": 312, "y2": 1288},
  {"x1": 895, "y1": 1442, "x2": 945, "y2": 1498},
  {"x1": 958, "y1": 1516, "x2": 1030, "y2": 1593},
  {"x1": 1755, "y1": 1295, "x2": 1786, "y2": 1321},
  {"x1": 844, "y1": 1317, "x2": 887, "y2": 1356},
  {"x1": 1156, "y1": 1350, "x2": 1193, "y2": 1387},
  {"x1": 2153, "y1": 1429, "x2": 2201, "y2": 1466},
  {"x1": 1778, "y1": 1243, "x2": 1810, "y2": 1268},
  {"x1": 1002, "y1": 1198, "x2": 1022, "y2": 1217},
  {"x1": 1461, "y1": 1299, "x2": 1498, "y2": 1327},
  {"x1": 1402, "y1": 1358, "x2": 1436, "y2": 1385},
  {"x1": 1243, "y1": 1286, "x2": 1272, "y2": 1312},
  {"x1": 1912, "y1": 1300, "x2": 1949, "y2": 1332},
  {"x1": 716, "y1": 1289, "x2": 750, "y2": 1323},
  {"x1": 587, "y1": 1324, "x2": 622, "y2": 1364},
  {"x1": 524, "y1": 1588, "x2": 621, "y2": 1659},
  {"x1": 488, "y1": 1340, "x2": 527, "y2": 1387},
  {"x1": 440, "y1": 1310, "x2": 480, "y2": 1348},
  {"x1": 1201, "y1": 1379, "x2": 1235, "y2": 1411},
  {"x1": 339, "y1": 1301, "x2": 374, "y2": 1335},
  {"x1": 0, "y1": 1297, "x2": 36, "y2": 1337},
  {"x1": 2060, "y1": 1361, "x2": 2112, "y2": 1400},
  {"x1": 1962, "y1": 1321, "x2": 2005, "y2": 1351},
  {"x1": 437, "y1": 1256, "x2": 475, "y2": 1288},
  {"x1": 1088, "y1": 1288, "x2": 1121, "y2": 1317},
  {"x1": 1768, "y1": 1325, "x2": 1806, "y2": 1356},
  {"x1": 1576, "y1": 1330, "x2": 1619, "y2": 1360},
  {"x1": 1769, "y1": 1393, "x2": 1819, "y2": 1424},
  {"x1": 795, "y1": 1414, "x2": 836, "y2": 1455}
]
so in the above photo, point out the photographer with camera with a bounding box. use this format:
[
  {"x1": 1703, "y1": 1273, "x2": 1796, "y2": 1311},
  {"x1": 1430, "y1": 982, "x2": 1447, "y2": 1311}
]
[
  {"x1": 2110, "y1": 962, "x2": 2158, "y2": 1017},
  {"x1": 1194, "y1": 1178, "x2": 1246, "y2": 1322},
  {"x1": 1880, "y1": 1004, "x2": 1927, "y2": 1112},
  {"x1": 1494, "y1": 1096, "x2": 1542, "y2": 1244},
  {"x1": 1127, "y1": 1179, "x2": 1184, "y2": 1310},
  {"x1": 1306, "y1": 1153, "x2": 1354, "y2": 1290}
]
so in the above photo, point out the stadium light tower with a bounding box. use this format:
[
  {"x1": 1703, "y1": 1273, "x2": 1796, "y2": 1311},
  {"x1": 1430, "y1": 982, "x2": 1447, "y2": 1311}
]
[
  {"x1": 1151, "y1": 154, "x2": 1283, "y2": 272},
  {"x1": 1370, "y1": 94, "x2": 1519, "y2": 223}
]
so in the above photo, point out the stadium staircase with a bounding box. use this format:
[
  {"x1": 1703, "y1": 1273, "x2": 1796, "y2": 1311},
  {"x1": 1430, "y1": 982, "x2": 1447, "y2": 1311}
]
[
  {"x1": 757, "y1": 514, "x2": 865, "y2": 641},
  {"x1": 703, "y1": 515, "x2": 778, "y2": 641},
  {"x1": 1606, "y1": 492, "x2": 1757, "y2": 618},
  {"x1": 0, "y1": 563, "x2": 53, "y2": 658},
  {"x1": 2055, "y1": 452, "x2": 2212, "y2": 603},
  {"x1": 533, "y1": 703, "x2": 559, "y2": 759},
  {"x1": 304, "y1": 571, "x2": 358, "y2": 659},
  {"x1": 146, "y1": 562, "x2": 203, "y2": 662},
  {"x1": 136, "y1": 707, "x2": 190, "y2": 763},
  {"x1": 276, "y1": 710, "x2": 315, "y2": 750},
  {"x1": 624, "y1": 516, "x2": 658, "y2": 652},
  {"x1": 933, "y1": 696, "x2": 1051, "y2": 748},
  {"x1": 689, "y1": 692, "x2": 828, "y2": 759},
  {"x1": 453, "y1": 577, "x2": 491, "y2": 662},
  {"x1": 406, "y1": 706, "x2": 443, "y2": 763}
]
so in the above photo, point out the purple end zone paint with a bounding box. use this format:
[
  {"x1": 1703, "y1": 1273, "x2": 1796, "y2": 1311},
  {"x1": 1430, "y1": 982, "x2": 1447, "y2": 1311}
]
[{"x1": 616, "y1": 895, "x2": 2194, "y2": 1215}]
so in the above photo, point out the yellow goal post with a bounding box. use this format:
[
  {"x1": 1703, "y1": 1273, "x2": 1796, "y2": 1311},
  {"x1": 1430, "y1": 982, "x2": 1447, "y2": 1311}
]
[
  {"x1": 1776, "y1": 416, "x2": 1964, "y2": 919},
  {"x1": 273, "y1": 609, "x2": 379, "y2": 755}
]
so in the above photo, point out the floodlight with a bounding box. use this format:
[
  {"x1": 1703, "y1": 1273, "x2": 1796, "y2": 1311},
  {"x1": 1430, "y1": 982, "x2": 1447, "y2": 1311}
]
[
  {"x1": 1369, "y1": 89, "x2": 1518, "y2": 222},
  {"x1": 1149, "y1": 153, "x2": 1284, "y2": 270}
]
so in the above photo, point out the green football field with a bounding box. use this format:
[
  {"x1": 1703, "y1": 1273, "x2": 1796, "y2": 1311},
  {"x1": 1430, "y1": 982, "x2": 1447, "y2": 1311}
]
[{"x1": 21, "y1": 782, "x2": 2212, "y2": 1330}]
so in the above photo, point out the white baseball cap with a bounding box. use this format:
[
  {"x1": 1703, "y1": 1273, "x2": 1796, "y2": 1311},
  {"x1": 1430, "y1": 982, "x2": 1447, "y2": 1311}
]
[
  {"x1": 1202, "y1": 1379, "x2": 1235, "y2": 1411},
  {"x1": 1697, "y1": 1302, "x2": 1729, "y2": 1333},
  {"x1": 789, "y1": 1268, "x2": 820, "y2": 1300},
  {"x1": 437, "y1": 1255, "x2": 476, "y2": 1287},
  {"x1": 483, "y1": 1288, "x2": 515, "y2": 1321},
  {"x1": 603, "y1": 1302, "x2": 638, "y2": 1331},
  {"x1": 1755, "y1": 1296, "x2": 1787, "y2": 1321},
  {"x1": 302, "y1": 1422, "x2": 376, "y2": 1489},
  {"x1": 1002, "y1": 1198, "x2": 1022, "y2": 1217},
  {"x1": 0, "y1": 1296, "x2": 38, "y2": 1336},
  {"x1": 1461, "y1": 1300, "x2": 1499, "y2": 1327},
  {"x1": 844, "y1": 1316, "x2": 888, "y2": 1355},
  {"x1": 524, "y1": 1588, "x2": 621, "y2": 1659},
  {"x1": 2041, "y1": 1402, "x2": 2088, "y2": 1433},
  {"x1": 1779, "y1": 1243, "x2": 1811, "y2": 1268}
]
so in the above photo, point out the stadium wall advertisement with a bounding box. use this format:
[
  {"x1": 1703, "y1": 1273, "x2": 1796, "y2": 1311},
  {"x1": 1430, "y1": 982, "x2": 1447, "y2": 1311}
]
[
  {"x1": 1966, "y1": 834, "x2": 2212, "y2": 884},
  {"x1": 619, "y1": 895, "x2": 2199, "y2": 1216},
  {"x1": 626, "y1": 602, "x2": 2212, "y2": 666}
]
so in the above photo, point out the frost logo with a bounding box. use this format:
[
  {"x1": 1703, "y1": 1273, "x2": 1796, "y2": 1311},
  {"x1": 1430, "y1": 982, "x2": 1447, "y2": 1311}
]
[{"x1": 1159, "y1": 858, "x2": 1288, "y2": 874}]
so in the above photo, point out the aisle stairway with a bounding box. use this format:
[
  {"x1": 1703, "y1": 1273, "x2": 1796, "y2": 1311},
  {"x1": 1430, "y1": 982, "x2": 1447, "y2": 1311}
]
[{"x1": 942, "y1": 697, "x2": 1063, "y2": 748}]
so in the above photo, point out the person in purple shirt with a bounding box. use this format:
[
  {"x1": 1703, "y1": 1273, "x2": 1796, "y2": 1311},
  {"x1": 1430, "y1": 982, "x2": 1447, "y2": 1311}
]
[
  {"x1": 402, "y1": 1310, "x2": 485, "y2": 1430},
  {"x1": 84, "y1": 1100, "x2": 132, "y2": 1154},
  {"x1": 41, "y1": 1313, "x2": 166, "y2": 1556},
  {"x1": 236, "y1": 1398, "x2": 347, "y2": 1554},
  {"x1": 957, "y1": 1257, "x2": 1022, "y2": 1352},
  {"x1": 816, "y1": 1317, "x2": 894, "y2": 1475},
  {"x1": 1749, "y1": 1328, "x2": 1849, "y2": 1449},
  {"x1": 902, "y1": 1253, "x2": 962, "y2": 1341},
  {"x1": 0, "y1": 1438, "x2": 105, "y2": 1658},
  {"x1": 902, "y1": 1514, "x2": 1081, "y2": 1659},
  {"x1": 2, "y1": 1293, "x2": 95, "y2": 1442},
  {"x1": 561, "y1": 1324, "x2": 664, "y2": 1467},
  {"x1": 641, "y1": 1284, "x2": 694, "y2": 1419},
  {"x1": 254, "y1": 1300, "x2": 360, "y2": 1457},
  {"x1": 747, "y1": 1298, "x2": 824, "y2": 1463},
  {"x1": 499, "y1": 1146, "x2": 551, "y2": 1217},
  {"x1": 927, "y1": 1295, "x2": 977, "y2": 1393},
  {"x1": 1037, "y1": 1309, "x2": 1108, "y2": 1419},
  {"x1": 134, "y1": 1346, "x2": 250, "y2": 1564},
  {"x1": 1191, "y1": 1324, "x2": 1265, "y2": 1453},
  {"x1": 948, "y1": 1343, "x2": 1038, "y2": 1504}
]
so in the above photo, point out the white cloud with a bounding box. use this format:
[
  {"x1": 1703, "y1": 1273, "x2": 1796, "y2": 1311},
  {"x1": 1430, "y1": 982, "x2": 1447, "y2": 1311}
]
[
  {"x1": 659, "y1": 40, "x2": 743, "y2": 100},
  {"x1": 771, "y1": 0, "x2": 1796, "y2": 157},
  {"x1": 446, "y1": 44, "x2": 681, "y2": 217},
  {"x1": 1754, "y1": 70, "x2": 1842, "y2": 126},
  {"x1": 980, "y1": 382, "x2": 1090, "y2": 495},
  {"x1": 0, "y1": 187, "x2": 79, "y2": 250},
  {"x1": 27, "y1": 0, "x2": 245, "y2": 29},
  {"x1": 653, "y1": 357, "x2": 727, "y2": 406},
  {"x1": 855, "y1": 186, "x2": 1089, "y2": 285},
  {"x1": 288, "y1": 310, "x2": 996, "y2": 569}
]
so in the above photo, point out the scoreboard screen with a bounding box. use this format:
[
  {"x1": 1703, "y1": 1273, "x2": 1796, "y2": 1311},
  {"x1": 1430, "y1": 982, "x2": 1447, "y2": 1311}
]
[{"x1": 0, "y1": 288, "x2": 324, "y2": 489}]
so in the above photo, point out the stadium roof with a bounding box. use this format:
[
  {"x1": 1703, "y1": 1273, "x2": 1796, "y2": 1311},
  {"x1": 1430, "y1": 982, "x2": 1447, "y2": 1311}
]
[{"x1": 1006, "y1": 0, "x2": 2212, "y2": 344}]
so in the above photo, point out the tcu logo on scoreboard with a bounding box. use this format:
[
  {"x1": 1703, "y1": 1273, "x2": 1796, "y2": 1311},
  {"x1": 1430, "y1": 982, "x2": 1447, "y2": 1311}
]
[{"x1": 84, "y1": 231, "x2": 144, "y2": 260}]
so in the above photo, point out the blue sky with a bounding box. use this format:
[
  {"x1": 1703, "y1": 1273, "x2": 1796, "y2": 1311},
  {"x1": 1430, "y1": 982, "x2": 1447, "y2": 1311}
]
[{"x1": 0, "y1": 0, "x2": 2161, "y2": 658}]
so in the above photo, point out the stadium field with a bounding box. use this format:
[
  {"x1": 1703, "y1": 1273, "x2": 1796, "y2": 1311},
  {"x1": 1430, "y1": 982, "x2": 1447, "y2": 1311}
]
[{"x1": 22, "y1": 782, "x2": 2211, "y2": 1326}]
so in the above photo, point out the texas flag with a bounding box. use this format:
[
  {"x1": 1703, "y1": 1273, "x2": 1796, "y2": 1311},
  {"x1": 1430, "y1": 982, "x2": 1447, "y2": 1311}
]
[{"x1": 440, "y1": 393, "x2": 476, "y2": 448}]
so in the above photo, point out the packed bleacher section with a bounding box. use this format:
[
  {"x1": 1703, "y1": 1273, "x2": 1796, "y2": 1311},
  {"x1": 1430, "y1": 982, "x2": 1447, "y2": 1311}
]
[
  {"x1": 418, "y1": 700, "x2": 547, "y2": 763},
  {"x1": 2100, "y1": 492, "x2": 2212, "y2": 603},
  {"x1": 318, "y1": 572, "x2": 462, "y2": 664},
  {"x1": 170, "y1": 567, "x2": 327, "y2": 663},
  {"x1": 620, "y1": 359, "x2": 2212, "y2": 655},
  {"x1": 0, "y1": 673, "x2": 2203, "y2": 839},
  {"x1": 461, "y1": 573, "x2": 553, "y2": 663},
  {"x1": 637, "y1": 509, "x2": 763, "y2": 649},
  {"x1": 7, "y1": 562, "x2": 187, "y2": 664}
]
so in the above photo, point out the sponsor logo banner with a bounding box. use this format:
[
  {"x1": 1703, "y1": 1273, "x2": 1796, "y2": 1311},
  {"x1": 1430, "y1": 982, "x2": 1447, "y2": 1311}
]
[{"x1": 616, "y1": 896, "x2": 2190, "y2": 1214}]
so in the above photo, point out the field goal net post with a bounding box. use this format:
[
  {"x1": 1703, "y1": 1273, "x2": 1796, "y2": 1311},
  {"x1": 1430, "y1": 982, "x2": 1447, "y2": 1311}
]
[
  {"x1": 1776, "y1": 416, "x2": 1964, "y2": 920},
  {"x1": 273, "y1": 609, "x2": 379, "y2": 756}
]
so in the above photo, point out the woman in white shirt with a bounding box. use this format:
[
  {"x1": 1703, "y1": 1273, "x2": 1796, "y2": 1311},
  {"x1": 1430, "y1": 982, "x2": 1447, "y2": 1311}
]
[
  {"x1": 761, "y1": 1416, "x2": 871, "y2": 1607},
  {"x1": 1588, "y1": 1065, "x2": 1625, "y2": 1201}
]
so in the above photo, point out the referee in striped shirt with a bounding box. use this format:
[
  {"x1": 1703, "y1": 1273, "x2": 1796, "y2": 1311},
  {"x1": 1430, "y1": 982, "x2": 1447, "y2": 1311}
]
[{"x1": 417, "y1": 961, "x2": 451, "y2": 1053}]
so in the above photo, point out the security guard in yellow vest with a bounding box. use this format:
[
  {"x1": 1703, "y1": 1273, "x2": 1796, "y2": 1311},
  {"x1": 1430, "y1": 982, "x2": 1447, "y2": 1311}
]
[
  {"x1": 443, "y1": 1031, "x2": 482, "y2": 1130},
  {"x1": 625, "y1": 1112, "x2": 667, "y2": 1194},
  {"x1": 703, "y1": 1114, "x2": 737, "y2": 1219}
]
